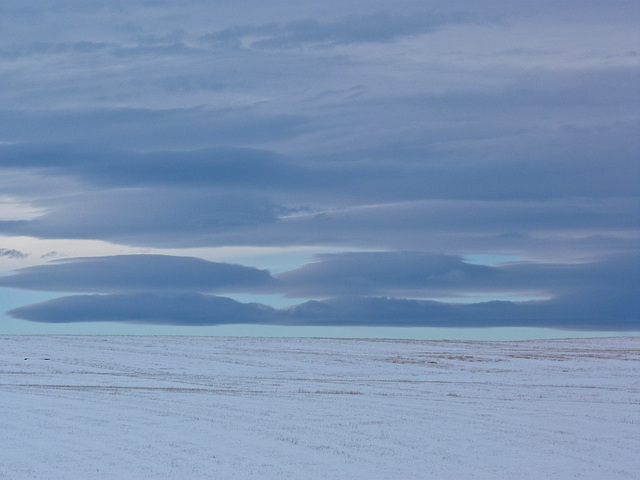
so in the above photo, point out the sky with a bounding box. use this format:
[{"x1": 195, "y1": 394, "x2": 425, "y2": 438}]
[{"x1": 0, "y1": 0, "x2": 638, "y2": 339}]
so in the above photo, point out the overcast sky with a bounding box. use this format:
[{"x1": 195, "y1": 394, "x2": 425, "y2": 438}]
[{"x1": 0, "y1": 1, "x2": 638, "y2": 337}]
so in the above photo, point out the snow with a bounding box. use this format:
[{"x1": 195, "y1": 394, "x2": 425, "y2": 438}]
[{"x1": 0, "y1": 335, "x2": 638, "y2": 479}]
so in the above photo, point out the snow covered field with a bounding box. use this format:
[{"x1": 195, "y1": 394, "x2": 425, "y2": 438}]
[{"x1": 0, "y1": 335, "x2": 638, "y2": 479}]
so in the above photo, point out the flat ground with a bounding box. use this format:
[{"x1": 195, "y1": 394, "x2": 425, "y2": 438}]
[{"x1": 0, "y1": 335, "x2": 638, "y2": 479}]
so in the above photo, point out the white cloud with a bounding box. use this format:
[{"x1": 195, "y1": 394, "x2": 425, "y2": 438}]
[{"x1": 0, "y1": 196, "x2": 44, "y2": 221}]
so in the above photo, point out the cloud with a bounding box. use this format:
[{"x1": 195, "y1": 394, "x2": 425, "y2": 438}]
[
  {"x1": 0, "y1": 41, "x2": 111, "y2": 59},
  {"x1": 1, "y1": 109, "x2": 638, "y2": 204},
  {"x1": 1, "y1": 194, "x2": 636, "y2": 255},
  {"x1": 277, "y1": 252, "x2": 640, "y2": 299},
  {"x1": 0, "y1": 108, "x2": 308, "y2": 150},
  {"x1": 7, "y1": 292, "x2": 277, "y2": 325},
  {"x1": 275, "y1": 252, "x2": 640, "y2": 330},
  {"x1": 203, "y1": 11, "x2": 474, "y2": 49},
  {"x1": 197, "y1": 199, "x2": 638, "y2": 260},
  {"x1": 277, "y1": 252, "x2": 493, "y2": 297},
  {"x1": 0, "y1": 254, "x2": 276, "y2": 293},
  {"x1": 0, "y1": 1, "x2": 637, "y2": 333},
  {"x1": 0, "y1": 144, "x2": 304, "y2": 189},
  {"x1": 7, "y1": 290, "x2": 638, "y2": 330},
  {"x1": 0, "y1": 188, "x2": 284, "y2": 247},
  {"x1": 282, "y1": 292, "x2": 639, "y2": 330},
  {"x1": 2, "y1": 252, "x2": 638, "y2": 330},
  {"x1": 0, "y1": 248, "x2": 28, "y2": 259}
]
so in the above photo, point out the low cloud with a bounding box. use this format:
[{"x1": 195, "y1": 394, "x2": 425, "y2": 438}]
[
  {"x1": 277, "y1": 252, "x2": 493, "y2": 297},
  {"x1": 277, "y1": 252, "x2": 640, "y2": 299},
  {"x1": 2, "y1": 252, "x2": 638, "y2": 330},
  {"x1": 8, "y1": 292, "x2": 638, "y2": 330},
  {"x1": 0, "y1": 254, "x2": 276, "y2": 293},
  {"x1": 282, "y1": 293, "x2": 639, "y2": 330},
  {"x1": 8, "y1": 292, "x2": 277, "y2": 326}
]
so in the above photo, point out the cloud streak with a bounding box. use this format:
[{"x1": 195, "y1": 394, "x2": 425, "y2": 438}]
[
  {"x1": 0, "y1": 255, "x2": 275, "y2": 293},
  {"x1": 203, "y1": 11, "x2": 475, "y2": 49},
  {"x1": 8, "y1": 293, "x2": 278, "y2": 326},
  {"x1": 0, "y1": 248, "x2": 28, "y2": 259}
]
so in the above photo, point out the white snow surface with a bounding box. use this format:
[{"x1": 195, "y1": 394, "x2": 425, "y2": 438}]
[{"x1": 0, "y1": 335, "x2": 638, "y2": 479}]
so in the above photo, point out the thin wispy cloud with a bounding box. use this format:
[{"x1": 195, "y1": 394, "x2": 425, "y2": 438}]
[
  {"x1": 202, "y1": 11, "x2": 476, "y2": 49},
  {"x1": 0, "y1": 248, "x2": 28, "y2": 259}
]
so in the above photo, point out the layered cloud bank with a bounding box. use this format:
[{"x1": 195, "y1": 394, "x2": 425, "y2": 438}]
[
  {"x1": 2, "y1": 253, "x2": 638, "y2": 329},
  {"x1": 0, "y1": 1, "x2": 638, "y2": 330}
]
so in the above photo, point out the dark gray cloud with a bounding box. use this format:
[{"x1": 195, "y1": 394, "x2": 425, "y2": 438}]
[
  {"x1": 0, "y1": 144, "x2": 303, "y2": 189},
  {"x1": 3, "y1": 93, "x2": 638, "y2": 202},
  {"x1": 0, "y1": 188, "x2": 283, "y2": 246},
  {"x1": 0, "y1": 255, "x2": 275, "y2": 293},
  {"x1": 2, "y1": 252, "x2": 638, "y2": 330},
  {"x1": 4, "y1": 251, "x2": 637, "y2": 299},
  {"x1": 275, "y1": 252, "x2": 640, "y2": 329},
  {"x1": 2, "y1": 64, "x2": 632, "y2": 208},
  {"x1": 8, "y1": 293, "x2": 277, "y2": 326},
  {"x1": 8, "y1": 290, "x2": 638, "y2": 330},
  {"x1": 195, "y1": 199, "x2": 638, "y2": 259},
  {"x1": 277, "y1": 252, "x2": 493, "y2": 297},
  {"x1": 282, "y1": 293, "x2": 639, "y2": 330},
  {"x1": 1, "y1": 194, "x2": 635, "y2": 253},
  {"x1": 277, "y1": 252, "x2": 640, "y2": 299}
]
